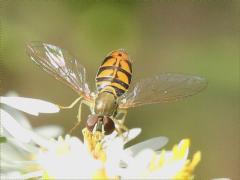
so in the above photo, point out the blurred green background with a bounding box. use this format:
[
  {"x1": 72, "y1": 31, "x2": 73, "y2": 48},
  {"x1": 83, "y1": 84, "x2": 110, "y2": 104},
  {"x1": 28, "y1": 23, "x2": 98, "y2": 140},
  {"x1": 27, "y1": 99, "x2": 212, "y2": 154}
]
[{"x1": 1, "y1": 0, "x2": 239, "y2": 179}]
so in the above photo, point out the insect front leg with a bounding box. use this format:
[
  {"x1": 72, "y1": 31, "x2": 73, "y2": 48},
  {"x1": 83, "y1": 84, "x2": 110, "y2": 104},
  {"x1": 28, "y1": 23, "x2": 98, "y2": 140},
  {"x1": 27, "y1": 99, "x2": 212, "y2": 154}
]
[
  {"x1": 77, "y1": 99, "x2": 94, "y2": 123},
  {"x1": 82, "y1": 99, "x2": 95, "y2": 114},
  {"x1": 58, "y1": 97, "x2": 82, "y2": 109}
]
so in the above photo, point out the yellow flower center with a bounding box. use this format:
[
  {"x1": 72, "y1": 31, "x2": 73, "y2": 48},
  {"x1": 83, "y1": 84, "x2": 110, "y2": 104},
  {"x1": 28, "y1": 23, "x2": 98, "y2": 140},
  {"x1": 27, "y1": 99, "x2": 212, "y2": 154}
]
[{"x1": 82, "y1": 128, "x2": 106, "y2": 161}]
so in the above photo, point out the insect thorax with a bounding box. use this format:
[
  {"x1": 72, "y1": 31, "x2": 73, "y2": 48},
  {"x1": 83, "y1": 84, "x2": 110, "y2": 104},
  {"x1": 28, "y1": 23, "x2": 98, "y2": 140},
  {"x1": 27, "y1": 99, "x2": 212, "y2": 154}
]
[{"x1": 94, "y1": 91, "x2": 118, "y2": 116}]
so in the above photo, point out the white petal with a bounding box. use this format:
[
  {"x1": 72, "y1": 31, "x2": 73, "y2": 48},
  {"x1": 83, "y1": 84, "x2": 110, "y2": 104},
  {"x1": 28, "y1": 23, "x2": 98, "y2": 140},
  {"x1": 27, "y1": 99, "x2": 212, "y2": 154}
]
[
  {"x1": 125, "y1": 136, "x2": 168, "y2": 157},
  {"x1": 1, "y1": 161, "x2": 26, "y2": 171},
  {"x1": 121, "y1": 149, "x2": 154, "y2": 178},
  {"x1": 1, "y1": 170, "x2": 43, "y2": 179},
  {"x1": 7, "y1": 137, "x2": 39, "y2": 154},
  {"x1": 148, "y1": 140, "x2": 190, "y2": 178},
  {"x1": 3, "y1": 92, "x2": 32, "y2": 128},
  {"x1": 103, "y1": 128, "x2": 141, "y2": 147},
  {"x1": 21, "y1": 171, "x2": 43, "y2": 179},
  {"x1": 37, "y1": 136, "x2": 101, "y2": 179},
  {"x1": 134, "y1": 149, "x2": 154, "y2": 167},
  {"x1": 34, "y1": 125, "x2": 63, "y2": 138},
  {"x1": 1, "y1": 170, "x2": 24, "y2": 178},
  {"x1": 27, "y1": 130, "x2": 55, "y2": 149},
  {"x1": 123, "y1": 128, "x2": 141, "y2": 144},
  {"x1": 2, "y1": 159, "x2": 39, "y2": 169},
  {"x1": 3, "y1": 106, "x2": 32, "y2": 129},
  {"x1": 0, "y1": 96, "x2": 59, "y2": 116},
  {"x1": 148, "y1": 159, "x2": 186, "y2": 178},
  {"x1": 147, "y1": 149, "x2": 187, "y2": 178},
  {"x1": 0, "y1": 109, "x2": 53, "y2": 148},
  {"x1": 1, "y1": 143, "x2": 28, "y2": 162},
  {"x1": 0, "y1": 109, "x2": 32, "y2": 143},
  {"x1": 177, "y1": 139, "x2": 189, "y2": 160},
  {"x1": 1, "y1": 127, "x2": 11, "y2": 138}
]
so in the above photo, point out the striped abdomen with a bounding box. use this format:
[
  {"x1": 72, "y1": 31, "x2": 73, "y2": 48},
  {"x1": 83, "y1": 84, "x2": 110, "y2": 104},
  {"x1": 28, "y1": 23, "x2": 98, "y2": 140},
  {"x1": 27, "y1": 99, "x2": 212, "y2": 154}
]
[{"x1": 96, "y1": 49, "x2": 132, "y2": 97}]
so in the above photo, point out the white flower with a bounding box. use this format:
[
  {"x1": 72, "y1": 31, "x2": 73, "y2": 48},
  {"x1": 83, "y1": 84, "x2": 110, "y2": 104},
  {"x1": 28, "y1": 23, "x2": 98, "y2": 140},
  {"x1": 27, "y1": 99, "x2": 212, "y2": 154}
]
[
  {"x1": 0, "y1": 109, "x2": 63, "y2": 179},
  {"x1": 0, "y1": 96, "x2": 205, "y2": 179}
]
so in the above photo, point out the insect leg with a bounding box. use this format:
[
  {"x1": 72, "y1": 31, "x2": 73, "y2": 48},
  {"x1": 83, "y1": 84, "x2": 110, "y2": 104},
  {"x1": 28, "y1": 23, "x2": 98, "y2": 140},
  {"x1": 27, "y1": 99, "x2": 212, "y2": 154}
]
[
  {"x1": 68, "y1": 99, "x2": 93, "y2": 134},
  {"x1": 114, "y1": 119, "x2": 128, "y2": 131},
  {"x1": 113, "y1": 117, "x2": 128, "y2": 133},
  {"x1": 115, "y1": 109, "x2": 128, "y2": 124},
  {"x1": 82, "y1": 100, "x2": 94, "y2": 114},
  {"x1": 68, "y1": 99, "x2": 84, "y2": 134},
  {"x1": 112, "y1": 109, "x2": 128, "y2": 138},
  {"x1": 112, "y1": 118, "x2": 129, "y2": 140},
  {"x1": 58, "y1": 97, "x2": 82, "y2": 109}
]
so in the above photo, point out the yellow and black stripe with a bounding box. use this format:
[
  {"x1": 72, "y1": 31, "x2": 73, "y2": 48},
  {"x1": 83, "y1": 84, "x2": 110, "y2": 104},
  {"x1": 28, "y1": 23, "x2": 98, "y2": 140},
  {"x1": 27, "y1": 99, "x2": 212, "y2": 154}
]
[{"x1": 96, "y1": 50, "x2": 132, "y2": 97}]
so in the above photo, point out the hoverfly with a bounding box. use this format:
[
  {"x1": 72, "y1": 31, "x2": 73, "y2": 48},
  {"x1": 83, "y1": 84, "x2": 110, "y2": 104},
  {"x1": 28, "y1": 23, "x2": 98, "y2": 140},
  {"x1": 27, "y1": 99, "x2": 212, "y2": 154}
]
[{"x1": 27, "y1": 42, "x2": 207, "y2": 135}]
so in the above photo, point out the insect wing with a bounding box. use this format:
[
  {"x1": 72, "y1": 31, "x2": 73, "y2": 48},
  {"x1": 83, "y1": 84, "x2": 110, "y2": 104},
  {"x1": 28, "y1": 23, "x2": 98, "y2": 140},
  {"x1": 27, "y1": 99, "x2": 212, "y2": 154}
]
[
  {"x1": 119, "y1": 73, "x2": 207, "y2": 108},
  {"x1": 27, "y1": 42, "x2": 91, "y2": 100}
]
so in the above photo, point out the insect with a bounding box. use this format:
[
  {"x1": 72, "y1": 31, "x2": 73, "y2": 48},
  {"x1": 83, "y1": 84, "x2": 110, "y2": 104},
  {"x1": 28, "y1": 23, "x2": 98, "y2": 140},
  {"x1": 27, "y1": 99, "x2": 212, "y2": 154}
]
[{"x1": 27, "y1": 42, "x2": 207, "y2": 135}]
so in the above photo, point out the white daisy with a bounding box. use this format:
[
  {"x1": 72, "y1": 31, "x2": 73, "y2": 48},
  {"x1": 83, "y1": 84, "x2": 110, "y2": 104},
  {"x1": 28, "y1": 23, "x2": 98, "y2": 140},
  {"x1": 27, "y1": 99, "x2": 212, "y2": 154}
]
[
  {"x1": 0, "y1": 110, "x2": 63, "y2": 179},
  {"x1": 0, "y1": 96, "x2": 204, "y2": 179}
]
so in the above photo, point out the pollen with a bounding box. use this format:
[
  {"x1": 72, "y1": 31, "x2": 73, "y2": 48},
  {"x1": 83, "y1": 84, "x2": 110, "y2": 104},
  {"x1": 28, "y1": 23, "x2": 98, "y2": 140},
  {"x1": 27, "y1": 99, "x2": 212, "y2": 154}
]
[
  {"x1": 174, "y1": 151, "x2": 201, "y2": 179},
  {"x1": 82, "y1": 128, "x2": 106, "y2": 161},
  {"x1": 92, "y1": 168, "x2": 108, "y2": 180},
  {"x1": 147, "y1": 139, "x2": 200, "y2": 179},
  {"x1": 55, "y1": 136, "x2": 71, "y2": 155}
]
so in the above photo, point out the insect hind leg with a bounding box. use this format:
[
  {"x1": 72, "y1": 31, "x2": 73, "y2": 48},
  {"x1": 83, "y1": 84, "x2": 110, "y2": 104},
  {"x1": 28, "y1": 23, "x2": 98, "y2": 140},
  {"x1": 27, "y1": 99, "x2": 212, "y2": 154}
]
[
  {"x1": 113, "y1": 118, "x2": 129, "y2": 140},
  {"x1": 113, "y1": 110, "x2": 129, "y2": 138},
  {"x1": 115, "y1": 109, "x2": 128, "y2": 124}
]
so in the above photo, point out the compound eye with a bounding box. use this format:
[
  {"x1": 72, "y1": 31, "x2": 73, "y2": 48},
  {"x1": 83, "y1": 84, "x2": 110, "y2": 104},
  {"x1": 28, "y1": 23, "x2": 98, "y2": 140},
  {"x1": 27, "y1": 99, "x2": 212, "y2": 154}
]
[
  {"x1": 86, "y1": 115, "x2": 99, "y2": 132},
  {"x1": 103, "y1": 116, "x2": 115, "y2": 135}
]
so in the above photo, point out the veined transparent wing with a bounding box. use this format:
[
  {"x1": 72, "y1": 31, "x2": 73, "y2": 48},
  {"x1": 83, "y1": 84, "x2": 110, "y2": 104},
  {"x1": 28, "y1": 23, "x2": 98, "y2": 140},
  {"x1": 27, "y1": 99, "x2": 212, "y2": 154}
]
[
  {"x1": 27, "y1": 42, "x2": 92, "y2": 100},
  {"x1": 119, "y1": 73, "x2": 207, "y2": 109}
]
